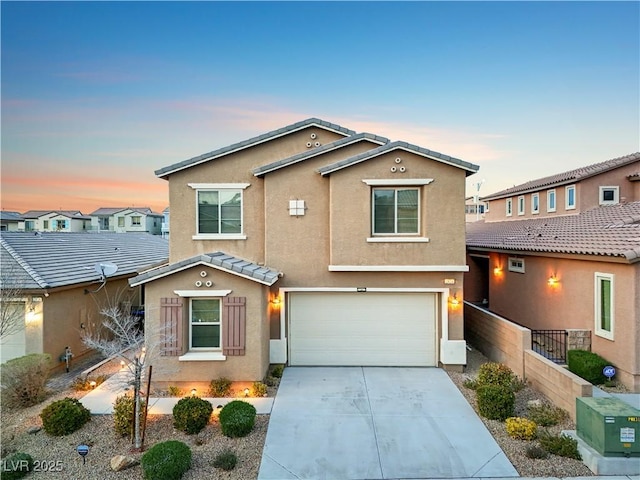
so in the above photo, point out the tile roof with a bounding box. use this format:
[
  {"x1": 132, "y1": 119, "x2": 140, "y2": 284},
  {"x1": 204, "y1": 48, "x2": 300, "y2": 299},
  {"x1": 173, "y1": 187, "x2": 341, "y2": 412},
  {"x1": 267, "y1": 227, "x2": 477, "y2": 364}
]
[
  {"x1": 0, "y1": 232, "x2": 169, "y2": 291},
  {"x1": 0, "y1": 211, "x2": 23, "y2": 221},
  {"x1": 252, "y1": 133, "x2": 389, "y2": 177},
  {"x1": 129, "y1": 251, "x2": 281, "y2": 287},
  {"x1": 482, "y1": 152, "x2": 640, "y2": 201},
  {"x1": 21, "y1": 210, "x2": 91, "y2": 220},
  {"x1": 155, "y1": 118, "x2": 356, "y2": 179},
  {"x1": 317, "y1": 141, "x2": 480, "y2": 176},
  {"x1": 466, "y1": 201, "x2": 640, "y2": 262}
]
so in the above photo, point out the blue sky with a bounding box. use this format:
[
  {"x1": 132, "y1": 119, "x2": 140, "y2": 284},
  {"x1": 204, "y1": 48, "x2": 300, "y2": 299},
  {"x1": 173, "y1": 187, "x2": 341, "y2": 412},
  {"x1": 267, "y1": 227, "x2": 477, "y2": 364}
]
[{"x1": 2, "y1": 1, "x2": 638, "y2": 213}]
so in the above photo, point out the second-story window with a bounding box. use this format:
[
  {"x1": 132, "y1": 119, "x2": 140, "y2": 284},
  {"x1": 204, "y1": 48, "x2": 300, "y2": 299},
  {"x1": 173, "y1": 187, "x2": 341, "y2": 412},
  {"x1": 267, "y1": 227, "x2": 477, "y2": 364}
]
[
  {"x1": 372, "y1": 188, "x2": 419, "y2": 235},
  {"x1": 566, "y1": 185, "x2": 576, "y2": 210},
  {"x1": 517, "y1": 196, "x2": 525, "y2": 215},
  {"x1": 599, "y1": 186, "x2": 619, "y2": 205},
  {"x1": 531, "y1": 193, "x2": 539, "y2": 214},
  {"x1": 547, "y1": 189, "x2": 556, "y2": 212},
  {"x1": 189, "y1": 183, "x2": 249, "y2": 240},
  {"x1": 506, "y1": 198, "x2": 513, "y2": 217}
]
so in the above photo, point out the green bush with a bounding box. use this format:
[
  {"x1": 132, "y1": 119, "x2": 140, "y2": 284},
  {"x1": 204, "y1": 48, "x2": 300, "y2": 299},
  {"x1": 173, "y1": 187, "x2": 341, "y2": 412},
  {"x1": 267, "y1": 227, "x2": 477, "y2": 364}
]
[
  {"x1": 0, "y1": 354, "x2": 51, "y2": 408},
  {"x1": 173, "y1": 396, "x2": 213, "y2": 434},
  {"x1": 567, "y1": 349, "x2": 611, "y2": 385},
  {"x1": 527, "y1": 402, "x2": 567, "y2": 427},
  {"x1": 538, "y1": 431, "x2": 581, "y2": 460},
  {"x1": 113, "y1": 394, "x2": 135, "y2": 437},
  {"x1": 212, "y1": 449, "x2": 237, "y2": 471},
  {"x1": 251, "y1": 381, "x2": 268, "y2": 397},
  {"x1": 219, "y1": 400, "x2": 256, "y2": 438},
  {"x1": 40, "y1": 397, "x2": 91, "y2": 436},
  {"x1": 525, "y1": 444, "x2": 549, "y2": 459},
  {"x1": 270, "y1": 364, "x2": 285, "y2": 378},
  {"x1": 476, "y1": 384, "x2": 515, "y2": 421},
  {"x1": 209, "y1": 377, "x2": 232, "y2": 397},
  {"x1": 477, "y1": 362, "x2": 516, "y2": 389},
  {"x1": 168, "y1": 386, "x2": 184, "y2": 397},
  {"x1": 1, "y1": 452, "x2": 34, "y2": 480},
  {"x1": 141, "y1": 440, "x2": 191, "y2": 480}
]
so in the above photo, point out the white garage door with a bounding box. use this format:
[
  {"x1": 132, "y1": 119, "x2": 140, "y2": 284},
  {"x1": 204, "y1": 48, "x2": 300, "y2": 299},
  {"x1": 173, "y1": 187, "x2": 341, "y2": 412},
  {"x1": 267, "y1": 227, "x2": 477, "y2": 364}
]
[{"x1": 289, "y1": 292, "x2": 437, "y2": 366}]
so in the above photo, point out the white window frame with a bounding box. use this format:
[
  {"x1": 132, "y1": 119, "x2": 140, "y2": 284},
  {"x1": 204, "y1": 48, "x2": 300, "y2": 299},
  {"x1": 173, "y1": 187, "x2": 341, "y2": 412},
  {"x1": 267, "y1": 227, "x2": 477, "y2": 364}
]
[
  {"x1": 508, "y1": 257, "x2": 525, "y2": 273},
  {"x1": 517, "y1": 195, "x2": 525, "y2": 216},
  {"x1": 189, "y1": 298, "x2": 222, "y2": 350},
  {"x1": 371, "y1": 187, "x2": 420, "y2": 236},
  {"x1": 531, "y1": 193, "x2": 539, "y2": 214},
  {"x1": 131, "y1": 216, "x2": 142, "y2": 226},
  {"x1": 594, "y1": 272, "x2": 614, "y2": 340},
  {"x1": 566, "y1": 185, "x2": 576, "y2": 210},
  {"x1": 599, "y1": 186, "x2": 619, "y2": 206},
  {"x1": 506, "y1": 198, "x2": 513, "y2": 217},
  {"x1": 189, "y1": 183, "x2": 249, "y2": 240},
  {"x1": 547, "y1": 189, "x2": 556, "y2": 212}
]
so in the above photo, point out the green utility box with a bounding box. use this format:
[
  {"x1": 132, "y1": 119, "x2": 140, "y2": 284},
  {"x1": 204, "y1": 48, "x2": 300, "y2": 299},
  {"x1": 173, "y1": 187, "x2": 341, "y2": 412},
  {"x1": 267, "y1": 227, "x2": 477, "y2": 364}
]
[{"x1": 576, "y1": 397, "x2": 640, "y2": 457}]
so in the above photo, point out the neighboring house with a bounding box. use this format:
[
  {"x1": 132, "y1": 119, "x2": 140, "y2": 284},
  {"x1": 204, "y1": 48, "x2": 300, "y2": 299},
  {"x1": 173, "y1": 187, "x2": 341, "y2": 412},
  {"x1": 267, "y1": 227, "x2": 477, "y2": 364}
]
[
  {"x1": 465, "y1": 196, "x2": 486, "y2": 222},
  {"x1": 20, "y1": 210, "x2": 91, "y2": 232},
  {"x1": 466, "y1": 153, "x2": 640, "y2": 392},
  {"x1": 0, "y1": 232, "x2": 168, "y2": 368},
  {"x1": 130, "y1": 117, "x2": 479, "y2": 390},
  {"x1": 161, "y1": 207, "x2": 170, "y2": 239},
  {"x1": 89, "y1": 207, "x2": 163, "y2": 235},
  {"x1": 0, "y1": 211, "x2": 23, "y2": 231}
]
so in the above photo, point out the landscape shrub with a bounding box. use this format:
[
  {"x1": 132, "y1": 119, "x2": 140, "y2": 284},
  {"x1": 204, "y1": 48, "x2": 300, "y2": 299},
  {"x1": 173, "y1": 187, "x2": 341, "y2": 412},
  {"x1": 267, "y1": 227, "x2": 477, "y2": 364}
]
[
  {"x1": 212, "y1": 449, "x2": 237, "y2": 471},
  {"x1": 505, "y1": 417, "x2": 537, "y2": 440},
  {"x1": 567, "y1": 349, "x2": 611, "y2": 385},
  {"x1": 141, "y1": 440, "x2": 191, "y2": 480},
  {"x1": 1, "y1": 452, "x2": 34, "y2": 480},
  {"x1": 168, "y1": 385, "x2": 184, "y2": 397},
  {"x1": 251, "y1": 381, "x2": 268, "y2": 397},
  {"x1": 219, "y1": 400, "x2": 256, "y2": 438},
  {"x1": 40, "y1": 397, "x2": 91, "y2": 436},
  {"x1": 209, "y1": 377, "x2": 232, "y2": 397},
  {"x1": 113, "y1": 394, "x2": 135, "y2": 437},
  {"x1": 527, "y1": 402, "x2": 567, "y2": 427},
  {"x1": 71, "y1": 374, "x2": 108, "y2": 391},
  {"x1": 525, "y1": 444, "x2": 549, "y2": 459},
  {"x1": 0, "y1": 354, "x2": 51, "y2": 408},
  {"x1": 476, "y1": 384, "x2": 515, "y2": 421},
  {"x1": 538, "y1": 431, "x2": 581, "y2": 460},
  {"x1": 477, "y1": 362, "x2": 516, "y2": 389},
  {"x1": 172, "y1": 396, "x2": 213, "y2": 434},
  {"x1": 270, "y1": 364, "x2": 285, "y2": 378}
]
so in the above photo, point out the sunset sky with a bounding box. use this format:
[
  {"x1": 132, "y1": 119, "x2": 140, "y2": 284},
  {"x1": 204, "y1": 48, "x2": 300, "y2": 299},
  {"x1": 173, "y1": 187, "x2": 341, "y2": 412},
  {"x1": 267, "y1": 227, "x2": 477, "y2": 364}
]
[{"x1": 2, "y1": 1, "x2": 638, "y2": 214}]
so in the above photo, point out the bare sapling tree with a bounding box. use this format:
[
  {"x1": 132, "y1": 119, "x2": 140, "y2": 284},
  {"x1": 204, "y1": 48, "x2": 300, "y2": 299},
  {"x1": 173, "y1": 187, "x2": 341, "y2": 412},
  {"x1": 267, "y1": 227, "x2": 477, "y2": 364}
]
[
  {"x1": 0, "y1": 264, "x2": 28, "y2": 343},
  {"x1": 81, "y1": 288, "x2": 169, "y2": 450}
]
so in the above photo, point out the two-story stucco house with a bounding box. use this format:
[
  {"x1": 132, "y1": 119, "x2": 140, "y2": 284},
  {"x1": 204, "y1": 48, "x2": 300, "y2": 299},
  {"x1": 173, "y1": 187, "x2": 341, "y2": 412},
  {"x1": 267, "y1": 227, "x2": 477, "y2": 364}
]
[
  {"x1": 466, "y1": 153, "x2": 640, "y2": 392},
  {"x1": 130, "y1": 118, "x2": 479, "y2": 389},
  {"x1": 89, "y1": 207, "x2": 163, "y2": 234}
]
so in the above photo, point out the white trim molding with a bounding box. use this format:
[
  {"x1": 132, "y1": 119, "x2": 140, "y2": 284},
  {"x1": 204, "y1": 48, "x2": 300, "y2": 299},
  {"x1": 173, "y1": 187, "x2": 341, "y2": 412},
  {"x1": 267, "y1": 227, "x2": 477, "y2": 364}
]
[
  {"x1": 192, "y1": 234, "x2": 247, "y2": 241},
  {"x1": 174, "y1": 290, "x2": 232, "y2": 297},
  {"x1": 179, "y1": 352, "x2": 226, "y2": 362},
  {"x1": 328, "y1": 265, "x2": 469, "y2": 272},
  {"x1": 367, "y1": 237, "x2": 430, "y2": 243},
  {"x1": 188, "y1": 183, "x2": 250, "y2": 190},
  {"x1": 362, "y1": 178, "x2": 434, "y2": 186}
]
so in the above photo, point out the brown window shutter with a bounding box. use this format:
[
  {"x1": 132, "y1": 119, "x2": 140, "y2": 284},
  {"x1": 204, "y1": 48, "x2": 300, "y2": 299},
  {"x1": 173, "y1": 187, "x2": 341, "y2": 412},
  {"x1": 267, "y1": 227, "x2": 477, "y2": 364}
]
[
  {"x1": 222, "y1": 297, "x2": 246, "y2": 356},
  {"x1": 160, "y1": 297, "x2": 183, "y2": 356}
]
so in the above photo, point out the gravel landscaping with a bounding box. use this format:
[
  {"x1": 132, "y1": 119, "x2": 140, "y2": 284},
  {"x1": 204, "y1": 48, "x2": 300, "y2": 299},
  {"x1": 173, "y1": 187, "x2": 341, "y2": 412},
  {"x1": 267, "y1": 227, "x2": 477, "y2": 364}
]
[{"x1": 1, "y1": 348, "x2": 604, "y2": 479}]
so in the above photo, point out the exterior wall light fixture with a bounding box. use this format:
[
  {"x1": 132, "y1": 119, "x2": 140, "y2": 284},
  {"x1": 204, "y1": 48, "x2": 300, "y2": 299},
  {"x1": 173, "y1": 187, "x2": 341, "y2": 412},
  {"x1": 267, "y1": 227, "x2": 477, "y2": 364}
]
[{"x1": 548, "y1": 275, "x2": 559, "y2": 287}]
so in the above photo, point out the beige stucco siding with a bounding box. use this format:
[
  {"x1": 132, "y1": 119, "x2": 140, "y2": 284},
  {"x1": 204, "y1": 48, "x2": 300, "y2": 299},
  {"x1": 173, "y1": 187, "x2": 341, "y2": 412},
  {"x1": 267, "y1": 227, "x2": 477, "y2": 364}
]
[{"x1": 143, "y1": 265, "x2": 270, "y2": 382}]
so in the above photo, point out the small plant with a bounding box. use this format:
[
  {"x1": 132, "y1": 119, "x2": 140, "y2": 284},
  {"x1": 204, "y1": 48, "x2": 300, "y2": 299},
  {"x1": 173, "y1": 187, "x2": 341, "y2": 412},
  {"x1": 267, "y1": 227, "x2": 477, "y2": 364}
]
[
  {"x1": 141, "y1": 440, "x2": 191, "y2": 480},
  {"x1": 527, "y1": 402, "x2": 567, "y2": 427},
  {"x1": 209, "y1": 377, "x2": 232, "y2": 397},
  {"x1": 251, "y1": 381, "x2": 268, "y2": 397},
  {"x1": 270, "y1": 364, "x2": 285, "y2": 378},
  {"x1": 567, "y1": 349, "x2": 611, "y2": 385},
  {"x1": 1, "y1": 452, "x2": 34, "y2": 480},
  {"x1": 40, "y1": 397, "x2": 91, "y2": 436},
  {"x1": 462, "y1": 376, "x2": 479, "y2": 390},
  {"x1": 168, "y1": 385, "x2": 184, "y2": 397},
  {"x1": 71, "y1": 374, "x2": 108, "y2": 391},
  {"x1": 113, "y1": 394, "x2": 135, "y2": 437},
  {"x1": 476, "y1": 384, "x2": 515, "y2": 421},
  {"x1": 525, "y1": 444, "x2": 549, "y2": 459},
  {"x1": 505, "y1": 417, "x2": 537, "y2": 440},
  {"x1": 477, "y1": 362, "x2": 516, "y2": 389},
  {"x1": 219, "y1": 400, "x2": 256, "y2": 438},
  {"x1": 538, "y1": 431, "x2": 581, "y2": 460},
  {"x1": 0, "y1": 353, "x2": 51, "y2": 408},
  {"x1": 173, "y1": 396, "x2": 213, "y2": 434},
  {"x1": 212, "y1": 449, "x2": 237, "y2": 471}
]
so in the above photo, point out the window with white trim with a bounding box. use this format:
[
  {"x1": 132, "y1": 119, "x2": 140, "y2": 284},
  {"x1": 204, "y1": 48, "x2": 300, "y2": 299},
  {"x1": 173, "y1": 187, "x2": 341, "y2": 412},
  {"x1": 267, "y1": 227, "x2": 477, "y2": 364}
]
[
  {"x1": 506, "y1": 198, "x2": 513, "y2": 217},
  {"x1": 599, "y1": 186, "x2": 619, "y2": 206},
  {"x1": 508, "y1": 257, "x2": 525, "y2": 273},
  {"x1": 190, "y1": 298, "x2": 221, "y2": 349},
  {"x1": 594, "y1": 273, "x2": 614, "y2": 340},
  {"x1": 372, "y1": 188, "x2": 419, "y2": 235},
  {"x1": 531, "y1": 193, "x2": 539, "y2": 214},
  {"x1": 189, "y1": 183, "x2": 249, "y2": 239},
  {"x1": 517, "y1": 196, "x2": 525, "y2": 215},
  {"x1": 131, "y1": 216, "x2": 141, "y2": 226},
  {"x1": 117, "y1": 217, "x2": 125, "y2": 227},
  {"x1": 547, "y1": 189, "x2": 556, "y2": 212},
  {"x1": 566, "y1": 185, "x2": 576, "y2": 210}
]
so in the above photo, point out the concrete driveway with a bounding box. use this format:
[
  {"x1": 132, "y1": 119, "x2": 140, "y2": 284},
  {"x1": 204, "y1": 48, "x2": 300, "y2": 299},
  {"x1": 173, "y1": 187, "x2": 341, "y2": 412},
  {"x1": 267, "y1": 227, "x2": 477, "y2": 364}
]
[{"x1": 258, "y1": 367, "x2": 518, "y2": 480}]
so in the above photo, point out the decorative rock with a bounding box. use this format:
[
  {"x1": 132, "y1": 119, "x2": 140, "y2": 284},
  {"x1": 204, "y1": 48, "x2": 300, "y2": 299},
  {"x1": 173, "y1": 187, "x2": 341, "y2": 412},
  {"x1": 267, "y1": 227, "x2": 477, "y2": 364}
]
[
  {"x1": 27, "y1": 426, "x2": 41, "y2": 434},
  {"x1": 110, "y1": 455, "x2": 138, "y2": 472},
  {"x1": 527, "y1": 399, "x2": 542, "y2": 408}
]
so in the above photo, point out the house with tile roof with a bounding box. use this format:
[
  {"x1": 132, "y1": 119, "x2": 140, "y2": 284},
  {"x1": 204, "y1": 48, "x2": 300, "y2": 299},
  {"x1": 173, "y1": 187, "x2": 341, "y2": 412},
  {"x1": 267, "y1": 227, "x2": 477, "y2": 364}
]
[
  {"x1": 130, "y1": 117, "x2": 479, "y2": 389},
  {"x1": 0, "y1": 232, "x2": 168, "y2": 366},
  {"x1": 20, "y1": 210, "x2": 92, "y2": 233},
  {"x1": 89, "y1": 207, "x2": 163, "y2": 234},
  {"x1": 0, "y1": 211, "x2": 23, "y2": 231},
  {"x1": 466, "y1": 153, "x2": 640, "y2": 392}
]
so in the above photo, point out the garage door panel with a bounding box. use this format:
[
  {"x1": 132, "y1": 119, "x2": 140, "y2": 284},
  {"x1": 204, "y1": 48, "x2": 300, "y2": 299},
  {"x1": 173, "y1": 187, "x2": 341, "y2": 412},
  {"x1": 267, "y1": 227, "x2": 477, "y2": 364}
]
[{"x1": 289, "y1": 292, "x2": 436, "y2": 366}]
